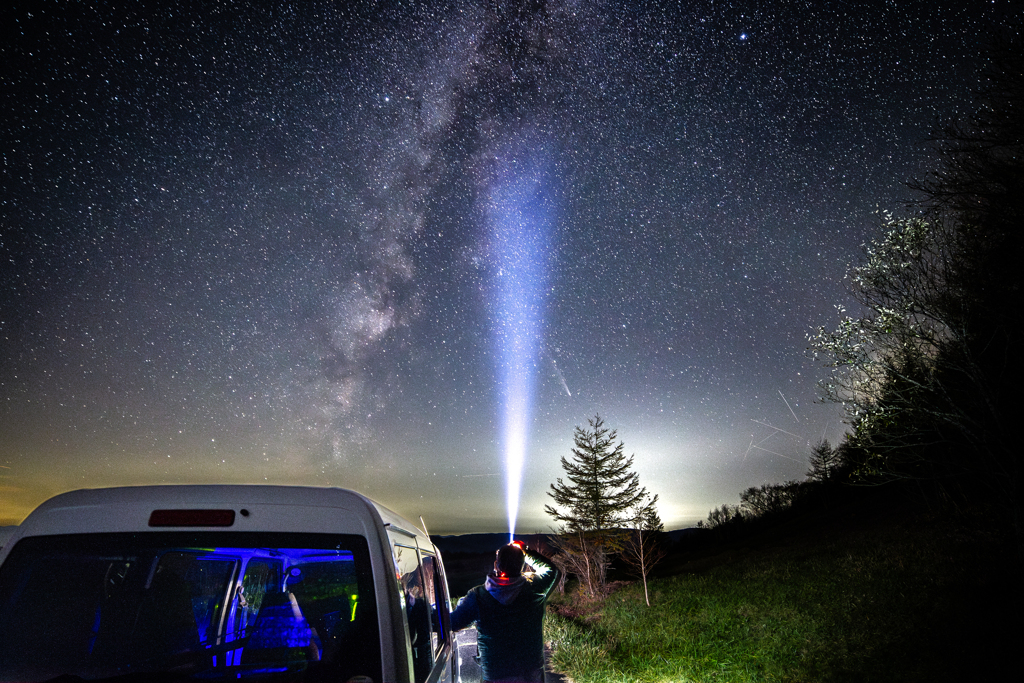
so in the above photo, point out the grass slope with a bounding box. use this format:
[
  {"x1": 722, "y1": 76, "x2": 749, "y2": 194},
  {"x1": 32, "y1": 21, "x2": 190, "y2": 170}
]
[{"x1": 544, "y1": 503, "x2": 1017, "y2": 682}]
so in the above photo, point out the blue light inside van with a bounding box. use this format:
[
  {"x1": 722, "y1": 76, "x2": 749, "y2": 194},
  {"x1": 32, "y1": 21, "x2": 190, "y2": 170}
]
[{"x1": 0, "y1": 531, "x2": 377, "y2": 681}]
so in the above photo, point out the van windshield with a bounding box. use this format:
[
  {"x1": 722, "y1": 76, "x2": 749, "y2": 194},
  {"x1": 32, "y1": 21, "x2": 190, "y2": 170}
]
[{"x1": 0, "y1": 531, "x2": 381, "y2": 682}]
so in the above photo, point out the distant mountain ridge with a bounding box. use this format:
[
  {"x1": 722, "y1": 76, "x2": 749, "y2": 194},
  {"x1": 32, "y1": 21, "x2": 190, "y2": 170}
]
[
  {"x1": 431, "y1": 528, "x2": 702, "y2": 555},
  {"x1": 0, "y1": 526, "x2": 17, "y2": 550}
]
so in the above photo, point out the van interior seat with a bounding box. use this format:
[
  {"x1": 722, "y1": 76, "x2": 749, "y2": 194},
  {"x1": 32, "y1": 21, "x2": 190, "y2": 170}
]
[{"x1": 243, "y1": 591, "x2": 321, "y2": 666}]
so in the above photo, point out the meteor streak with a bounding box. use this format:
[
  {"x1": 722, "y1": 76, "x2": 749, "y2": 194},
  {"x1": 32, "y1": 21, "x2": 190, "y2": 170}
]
[
  {"x1": 751, "y1": 419, "x2": 802, "y2": 440},
  {"x1": 778, "y1": 390, "x2": 800, "y2": 423},
  {"x1": 551, "y1": 358, "x2": 572, "y2": 397}
]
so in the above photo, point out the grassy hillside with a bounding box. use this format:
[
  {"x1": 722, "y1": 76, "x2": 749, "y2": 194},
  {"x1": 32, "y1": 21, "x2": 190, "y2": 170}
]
[{"x1": 544, "y1": 500, "x2": 1017, "y2": 682}]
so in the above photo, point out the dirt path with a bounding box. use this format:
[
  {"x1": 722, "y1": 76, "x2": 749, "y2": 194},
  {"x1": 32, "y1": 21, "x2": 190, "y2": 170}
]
[{"x1": 455, "y1": 628, "x2": 570, "y2": 682}]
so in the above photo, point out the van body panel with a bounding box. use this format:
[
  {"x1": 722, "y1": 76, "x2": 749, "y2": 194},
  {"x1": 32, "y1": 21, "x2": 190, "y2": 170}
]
[{"x1": 0, "y1": 485, "x2": 458, "y2": 683}]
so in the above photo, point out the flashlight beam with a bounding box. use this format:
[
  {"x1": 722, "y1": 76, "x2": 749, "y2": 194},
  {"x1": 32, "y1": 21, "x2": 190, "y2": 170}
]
[{"x1": 488, "y1": 140, "x2": 554, "y2": 540}]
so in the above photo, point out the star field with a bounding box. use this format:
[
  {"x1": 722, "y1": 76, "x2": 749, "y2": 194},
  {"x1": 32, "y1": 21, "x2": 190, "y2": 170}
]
[{"x1": 2, "y1": 0, "x2": 1018, "y2": 532}]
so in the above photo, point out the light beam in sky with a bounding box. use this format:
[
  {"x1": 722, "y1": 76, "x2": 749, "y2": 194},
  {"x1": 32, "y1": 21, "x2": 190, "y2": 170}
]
[{"x1": 486, "y1": 135, "x2": 555, "y2": 541}]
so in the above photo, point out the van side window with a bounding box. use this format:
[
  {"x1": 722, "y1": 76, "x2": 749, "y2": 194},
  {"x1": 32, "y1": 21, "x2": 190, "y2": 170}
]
[
  {"x1": 183, "y1": 555, "x2": 239, "y2": 648},
  {"x1": 393, "y1": 543, "x2": 433, "y2": 683},
  {"x1": 417, "y1": 552, "x2": 446, "y2": 654},
  {"x1": 239, "y1": 559, "x2": 283, "y2": 631},
  {"x1": 227, "y1": 557, "x2": 282, "y2": 661}
]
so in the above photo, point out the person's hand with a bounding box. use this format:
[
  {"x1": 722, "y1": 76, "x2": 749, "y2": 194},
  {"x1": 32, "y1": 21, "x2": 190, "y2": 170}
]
[{"x1": 511, "y1": 539, "x2": 528, "y2": 552}]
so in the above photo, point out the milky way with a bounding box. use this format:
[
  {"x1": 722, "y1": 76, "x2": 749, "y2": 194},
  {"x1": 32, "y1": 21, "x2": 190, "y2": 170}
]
[{"x1": 1, "y1": 0, "x2": 1019, "y2": 532}]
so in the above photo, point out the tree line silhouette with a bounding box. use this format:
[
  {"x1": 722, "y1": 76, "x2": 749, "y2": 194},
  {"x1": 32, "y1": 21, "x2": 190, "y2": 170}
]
[{"x1": 704, "y1": 32, "x2": 1023, "y2": 553}]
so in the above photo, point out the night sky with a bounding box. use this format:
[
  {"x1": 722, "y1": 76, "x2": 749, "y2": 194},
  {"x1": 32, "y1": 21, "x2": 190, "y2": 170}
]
[{"x1": 2, "y1": 1, "x2": 1019, "y2": 533}]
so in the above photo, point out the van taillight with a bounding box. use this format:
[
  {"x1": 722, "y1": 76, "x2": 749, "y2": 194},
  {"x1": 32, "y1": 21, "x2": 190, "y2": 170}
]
[{"x1": 148, "y1": 509, "x2": 236, "y2": 527}]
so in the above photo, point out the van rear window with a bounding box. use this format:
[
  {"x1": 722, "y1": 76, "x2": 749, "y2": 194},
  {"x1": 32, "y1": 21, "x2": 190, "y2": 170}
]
[{"x1": 0, "y1": 532, "x2": 381, "y2": 682}]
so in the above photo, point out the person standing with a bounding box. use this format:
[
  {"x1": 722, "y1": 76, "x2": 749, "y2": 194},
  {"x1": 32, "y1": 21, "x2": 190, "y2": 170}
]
[{"x1": 451, "y1": 542, "x2": 561, "y2": 683}]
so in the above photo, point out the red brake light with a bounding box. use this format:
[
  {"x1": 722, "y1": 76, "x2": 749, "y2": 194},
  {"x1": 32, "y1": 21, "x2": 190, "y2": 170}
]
[{"x1": 148, "y1": 509, "x2": 236, "y2": 527}]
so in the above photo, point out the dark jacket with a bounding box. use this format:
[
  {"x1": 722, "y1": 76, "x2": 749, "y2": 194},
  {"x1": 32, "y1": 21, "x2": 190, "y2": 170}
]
[{"x1": 450, "y1": 550, "x2": 560, "y2": 682}]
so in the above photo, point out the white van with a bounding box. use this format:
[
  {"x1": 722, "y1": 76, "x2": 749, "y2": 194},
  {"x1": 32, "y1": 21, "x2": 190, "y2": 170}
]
[{"x1": 0, "y1": 485, "x2": 461, "y2": 683}]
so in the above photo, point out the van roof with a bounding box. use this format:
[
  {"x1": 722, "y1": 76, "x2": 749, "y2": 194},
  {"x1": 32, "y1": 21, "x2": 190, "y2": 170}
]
[{"x1": 10, "y1": 485, "x2": 430, "y2": 545}]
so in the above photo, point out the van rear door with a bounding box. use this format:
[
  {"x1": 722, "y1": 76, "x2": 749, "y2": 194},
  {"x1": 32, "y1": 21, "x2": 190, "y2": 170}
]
[{"x1": 0, "y1": 531, "x2": 383, "y2": 682}]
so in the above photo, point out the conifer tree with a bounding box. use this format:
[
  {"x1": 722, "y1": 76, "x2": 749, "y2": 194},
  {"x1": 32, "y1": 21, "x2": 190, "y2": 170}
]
[
  {"x1": 545, "y1": 415, "x2": 650, "y2": 596},
  {"x1": 545, "y1": 415, "x2": 647, "y2": 532},
  {"x1": 807, "y1": 439, "x2": 843, "y2": 483}
]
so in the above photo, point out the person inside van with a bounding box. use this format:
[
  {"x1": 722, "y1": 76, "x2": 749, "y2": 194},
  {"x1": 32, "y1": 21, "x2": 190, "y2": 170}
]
[{"x1": 450, "y1": 542, "x2": 560, "y2": 683}]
